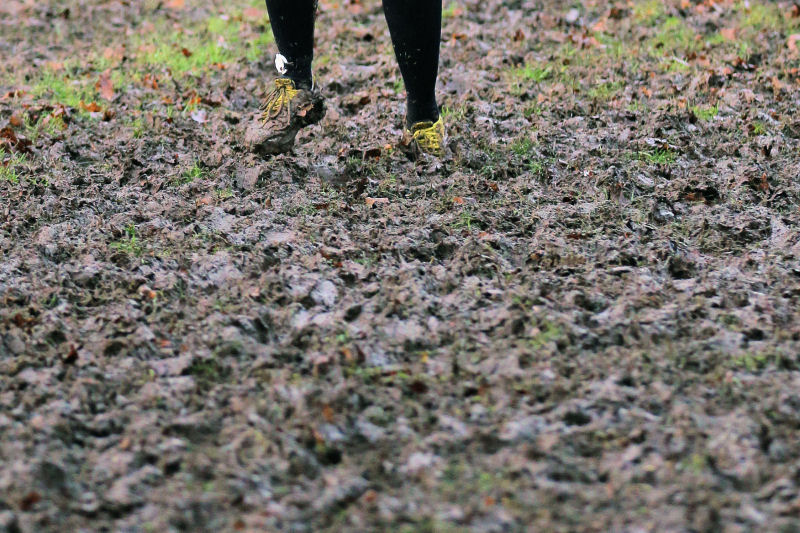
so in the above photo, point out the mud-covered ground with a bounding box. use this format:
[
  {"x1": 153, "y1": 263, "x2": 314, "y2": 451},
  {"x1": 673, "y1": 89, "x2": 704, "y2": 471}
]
[{"x1": 2, "y1": 0, "x2": 800, "y2": 531}]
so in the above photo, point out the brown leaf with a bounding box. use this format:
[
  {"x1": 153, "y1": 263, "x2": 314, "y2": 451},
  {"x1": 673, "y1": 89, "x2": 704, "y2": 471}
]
[
  {"x1": 243, "y1": 6, "x2": 265, "y2": 19},
  {"x1": 757, "y1": 173, "x2": 769, "y2": 192},
  {"x1": 79, "y1": 101, "x2": 102, "y2": 112},
  {"x1": 96, "y1": 70, "x2": 114, "y2": 101},
  {"x1": 142, "y1": 74, "x2": 158, "y2": 89},
  {"x1": 365, "y1": 197, "x2": 389, "y2": 207},
  {"x1": 720, "y1": 27, "x2": 736, "y2": 41},
  {"x1": 64, "y1": 344, "x2": 79, "y2": 364},
  {"x1": 181, "y1": 47, "x2": 193, "y2": 57},
  {"x1": 19, "y1": 492, "x2": 42, "y2": 511},
  {"x1": 788, "y1": 34, "x2": 800, "y2": 53},
  {"x1": 102, "y1": 46, "x2": 125, "y2": 62},
  {"x1": 322, "y1": 405, "x2": 335, "y2": 422}
]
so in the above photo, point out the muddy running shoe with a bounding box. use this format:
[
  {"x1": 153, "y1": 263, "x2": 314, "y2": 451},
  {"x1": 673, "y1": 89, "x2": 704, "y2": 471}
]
[
  {"x1": 244, "y1": 78, "x2": 325, "y2": 156},
  {"x1": 404, "y1": 117, "x2": 445, "y2": 158}
]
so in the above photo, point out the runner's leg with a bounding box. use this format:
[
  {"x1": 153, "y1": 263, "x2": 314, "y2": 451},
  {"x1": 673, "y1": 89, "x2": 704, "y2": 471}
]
[
  {"x1": 264, "y1": 0, "x2": 317, "y2": 89},
  {"x1": 382, "y1": 0, "x2": 442, "y2": 126}
]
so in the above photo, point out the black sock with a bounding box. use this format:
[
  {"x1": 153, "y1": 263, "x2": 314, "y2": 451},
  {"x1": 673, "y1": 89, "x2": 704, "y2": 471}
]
[
  {"x1": 264, "y1": 0, "x2": 316, "y2": 89},
  {"x1": 382, "y1": 0, "x2": 442, "y2": 127}
]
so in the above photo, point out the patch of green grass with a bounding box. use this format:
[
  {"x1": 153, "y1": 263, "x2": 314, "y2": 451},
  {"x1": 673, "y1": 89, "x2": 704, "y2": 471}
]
[
  {"x1": 131, "y1": 117, "x2": 145, "y2": 139},
  {"x1": 510, "y1": 137, "x2": 534, "y2": 157},
  {"x1": 453, "y1": 209, "x2": 473, "y2": 231},
  {"x1": 588, "y1": 80, "x2": 624, "y2": 101},
  {"x1": 30, "y1": 69, "x2": 97, "y2": 109},
  {"x1": 24, "y1": 113, "x2": 66, "y2": 144},
  {"x1": 627, "y1": 100, "x2": 647, "y2": 113},
  {"x1": 110, "y1": 224, "x2": 144, "y2": 256},
  {"x1": 738, "y1": 2, "x2": 785, "y2": 33},
  {"x1": 691, "y1": 103, "x2": 719, "y2": 121},
  {"x1": 529, "y1": 322, "x2": 563, "y2": 350},
  {"x1": 633, "y1": 0, "x2": 666, "y2": 26},
  {"x1": 511, "y1": 63, "x2": 552, "y2": 83},
  {"x1": 0, "y1": 149, "x2": 26, "y2": 184},
  {"x1": 596, "y1": 33, "x2": 626, "y2": 60},
  {"x1": 523, "y1": 103, "x2": 542, "y2": 119},
  {"x1": 751, "y1": 121, "x2": 767, "y2": 135},
  {"x1": 442, "y1": 1, "x2": 462, "y2": 19},
  {"x1": 648, "y1": 16, "x2": 699, "y2": 56},
  {"x1": 441, "y1": 104, "x2": 468, "y2": 122},
  {"x1": 216, "y1": 187, "x2": 233, "y2": 199},
  {"x1": 509, "y1": 137, "x2": 546, "y2": 176},
  {"x1": 528, "y1": 160, "x2": 545, "y2": 176},
  {"x1": 637, "y1": 148, "x2": 677, "y2": 166},
  {"x1": 141, "y1": 39, "x2": 236, "y2": 74},
  {"x1": 135, "y1": 13, "x2": 266, "y2": 75},
  {"x1": 177, "y1": 161, "x2": 206, "y2": 185},
  {"x1": 245, "y1": 32, "x2": 275, "y2": 62},
  {"x1": 377, "y1": 174, "x2": 398, "y2": 195},
  {"x1": 730, "y1": 351, "x2": 771, "y2": 373}
]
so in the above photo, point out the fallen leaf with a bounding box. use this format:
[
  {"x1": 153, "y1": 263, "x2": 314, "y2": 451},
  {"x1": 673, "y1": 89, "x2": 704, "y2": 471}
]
[
  {"x1": 19, "y1": 492, "x2": 42, "y2": 511},
  {"x1": 365, "y1": 197, "x2": 389, "y2": 207},
  {"x1": 181, "y1": 47, "x2": 193, "y2": 57},
  {"x1": 788, "y1": 34, "x2": 800, "y2": 53},
  {"x1": 720, "y1": 27, "x2": 736, "y2": 41},
  {"x1": 79, "y1": 101, "x2": 102, "y2": 112},
  {"x1": 63, "y1": 344, "x2": 79, "y2": 364},
  {"x1": 143, "y1": 74, "x2": 158, "y2": 89},
  {"x1": 96, "y1": 70, "x2": 114, "y2": 101},
  {"x1": 243, "y1": 6, "x2": 265, "y2": 19},
  {"x1": 166, "y1": 0, "x2": 184, "y2": 9},
  {"x1": 190, "y1": 109, "x2": 207, "y2": 123},
  {"x1": 102, "y1": 46, "x2": 125, "y2": 62}
]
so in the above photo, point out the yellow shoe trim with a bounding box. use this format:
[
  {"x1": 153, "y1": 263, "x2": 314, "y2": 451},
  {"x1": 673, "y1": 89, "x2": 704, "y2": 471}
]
[
  {"x1": 260, "y1": 78, "x2": 300, "y2": 124},
  {"x1": 409, "y1": 117, "x2": 445, "y2": 156}
]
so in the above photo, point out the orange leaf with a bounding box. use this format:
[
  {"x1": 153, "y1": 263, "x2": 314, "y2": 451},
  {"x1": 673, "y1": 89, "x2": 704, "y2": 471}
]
[
  {"x1": 788, "y1": 33, "x2": 800, "y2": 53},
  {"x1": 96, "y1": 70, "x2": 114, "y2": 101},
  {"x1": 365, "y1": 197, "x2": 389, "y2": 207},
  {"x1": 166, "y1": 0, "x2": 184, "y2": 9},
  {"x1": 79, "y1": 101, "x2": 102, "y2": 112},
  {"x1": 720, "y1": 27, "x2": 736, "y2": 41},
  {"x1": 243, "y1": 6, "x2": 265, "y2": 19},
  {"x1": 322, "y1": 405, "x2": 335, "y2": 422},
  {"x1": 452, "y1": 196, "x2": 464, "y2": 204}
]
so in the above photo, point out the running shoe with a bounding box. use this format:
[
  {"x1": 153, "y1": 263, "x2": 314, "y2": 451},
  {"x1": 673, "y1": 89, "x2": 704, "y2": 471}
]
[
  {"x1": 404, "y1": 117, "x2": 445, "y2": 158},
  {"x1": 245, "y1": 78, "x2": 325, "y2": 156}
]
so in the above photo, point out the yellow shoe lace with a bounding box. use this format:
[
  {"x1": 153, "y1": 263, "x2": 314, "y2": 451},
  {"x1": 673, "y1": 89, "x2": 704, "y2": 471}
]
[
  {"x1": 260, "y1": 78, "x2": 299, "y2": 126},
  {"x1": 409, "y1": 117, "x2": 445, "y2": 156}
]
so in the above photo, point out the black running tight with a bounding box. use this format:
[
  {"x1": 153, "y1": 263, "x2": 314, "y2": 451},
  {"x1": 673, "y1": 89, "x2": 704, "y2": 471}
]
[{"x1": 263, "y1": 0, "x2": 442, "y2": 126}]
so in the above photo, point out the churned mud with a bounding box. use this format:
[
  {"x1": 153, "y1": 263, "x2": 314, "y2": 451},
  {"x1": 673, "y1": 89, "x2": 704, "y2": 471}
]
[{"x1": 2, "y1": 0, "x2": 800, "y2": 531}]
